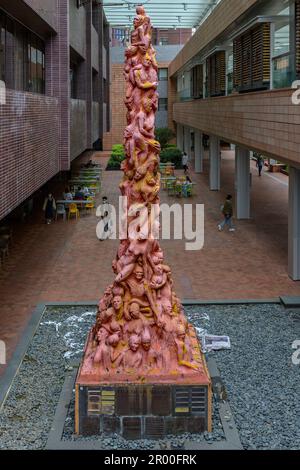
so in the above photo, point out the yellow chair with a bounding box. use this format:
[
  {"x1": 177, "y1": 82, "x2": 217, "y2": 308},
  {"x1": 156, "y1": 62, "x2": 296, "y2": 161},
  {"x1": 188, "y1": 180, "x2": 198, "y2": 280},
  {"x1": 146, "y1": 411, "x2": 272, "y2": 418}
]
[
  {"x1": 68, "y1": 203, "x2": 80, "y2": 220},
  {"x1": 85, "y1": 197, "x2": 95, "y2": 214}
]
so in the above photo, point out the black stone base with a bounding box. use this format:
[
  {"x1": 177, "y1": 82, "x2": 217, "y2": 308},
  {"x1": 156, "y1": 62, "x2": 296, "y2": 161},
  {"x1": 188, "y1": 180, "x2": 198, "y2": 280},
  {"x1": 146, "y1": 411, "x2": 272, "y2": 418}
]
[{"x1": 76, "y1": 383, "x2": 211, "y2": 439}]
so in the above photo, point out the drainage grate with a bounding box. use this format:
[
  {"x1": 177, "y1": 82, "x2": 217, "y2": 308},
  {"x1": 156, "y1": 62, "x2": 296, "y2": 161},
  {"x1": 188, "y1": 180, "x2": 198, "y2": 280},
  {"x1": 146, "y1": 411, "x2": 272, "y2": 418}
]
[
  {"x1": 145, "y1": 417, "x2": 165, "y2": 439},
  {"x1": 122, "y1": 417, "x2": 142, "y2": 439}
]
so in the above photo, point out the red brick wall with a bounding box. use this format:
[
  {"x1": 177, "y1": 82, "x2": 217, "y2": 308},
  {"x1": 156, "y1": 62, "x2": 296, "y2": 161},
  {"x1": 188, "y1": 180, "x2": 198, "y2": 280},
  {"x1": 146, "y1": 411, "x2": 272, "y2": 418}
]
[
  {"x1": 0, "y1": 90, "x2": 59, "y2": 220},
  {"x1": 102, "y1": 63, "x2": 126, "y2": 151}
]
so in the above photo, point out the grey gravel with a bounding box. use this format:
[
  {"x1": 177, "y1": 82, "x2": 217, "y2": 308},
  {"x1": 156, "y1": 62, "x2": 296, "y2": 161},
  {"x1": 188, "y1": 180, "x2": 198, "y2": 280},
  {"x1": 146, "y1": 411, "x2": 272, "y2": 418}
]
[{"x1": 0, "y1": 303, "x2": 299, "y2": 450}]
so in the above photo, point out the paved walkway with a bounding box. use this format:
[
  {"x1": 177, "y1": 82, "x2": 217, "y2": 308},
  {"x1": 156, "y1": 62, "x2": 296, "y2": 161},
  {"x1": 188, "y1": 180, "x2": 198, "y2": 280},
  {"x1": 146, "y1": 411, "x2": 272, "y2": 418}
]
[{"x1": 0, "y1": 149, "x2": 299, "y2": 374}]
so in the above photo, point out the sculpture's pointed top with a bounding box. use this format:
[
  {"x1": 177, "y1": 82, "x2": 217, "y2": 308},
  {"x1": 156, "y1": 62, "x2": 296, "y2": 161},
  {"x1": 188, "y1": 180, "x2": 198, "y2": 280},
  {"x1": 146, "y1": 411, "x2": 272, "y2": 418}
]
[{"x1": 136, "y1": 5, "x2": 146, "y2": 16}]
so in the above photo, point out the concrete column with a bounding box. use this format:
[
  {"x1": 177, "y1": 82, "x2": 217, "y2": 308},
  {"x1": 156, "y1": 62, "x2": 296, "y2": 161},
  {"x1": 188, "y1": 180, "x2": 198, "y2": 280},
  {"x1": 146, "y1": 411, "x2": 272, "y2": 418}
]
[
  {"x1": 194, "y1": 129, "x2": 204, "y2": 173},
  {"x1": 184, "y1": 126, "x2": 191, "y2": 156},
  {"x1": 209, "y1": 135, "x2": 220, "y2": 191},
  {"x1": 288, "y1": 167, "x2": 300, "y2": 280},
  {"x1": 235, "y1": 146, "x2": 251, "y2": 219},
  {"x1": 176, "y1": 123, "x2": 184, "y2": 151}
]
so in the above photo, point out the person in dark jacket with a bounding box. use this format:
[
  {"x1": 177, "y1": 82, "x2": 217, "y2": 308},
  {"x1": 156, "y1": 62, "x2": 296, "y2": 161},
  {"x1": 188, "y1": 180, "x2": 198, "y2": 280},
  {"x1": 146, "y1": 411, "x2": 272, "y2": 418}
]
[
  {"x1": 256, "y1": 155, "x2": 264, "y2": 177},
  {"x1": 218, "y1": 195, "x2": 235, "y2": 232},
  {"x1": 43, "y1": 193, "x2": 56, "y2": 224}
]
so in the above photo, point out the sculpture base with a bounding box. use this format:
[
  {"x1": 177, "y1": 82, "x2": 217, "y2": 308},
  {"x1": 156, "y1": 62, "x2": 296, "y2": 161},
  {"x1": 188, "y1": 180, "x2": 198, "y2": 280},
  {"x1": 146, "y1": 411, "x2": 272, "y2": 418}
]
[{"x1": 75, "y1": 327, "x2": 212, "y2": 439}]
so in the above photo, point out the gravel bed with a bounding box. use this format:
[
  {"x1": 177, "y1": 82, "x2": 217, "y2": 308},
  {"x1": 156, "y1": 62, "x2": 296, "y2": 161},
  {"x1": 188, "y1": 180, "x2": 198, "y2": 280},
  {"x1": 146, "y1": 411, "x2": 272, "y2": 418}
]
[
  {"x1": 185, "y1": 304, "x2": 300, "y2": 450},
  {"x1": 0, "y1": 303, "x2": 299, "y2": 450}
]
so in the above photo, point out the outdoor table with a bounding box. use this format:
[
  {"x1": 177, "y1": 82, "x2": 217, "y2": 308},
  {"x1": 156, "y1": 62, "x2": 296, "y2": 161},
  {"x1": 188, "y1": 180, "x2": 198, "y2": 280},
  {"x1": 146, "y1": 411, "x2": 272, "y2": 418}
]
[
  {"x1": 56, "y1": 200, "x2": 94, "y2": 205},
  {"x1": 161, "y1": 176, "x2": 176, "y2": 190}
]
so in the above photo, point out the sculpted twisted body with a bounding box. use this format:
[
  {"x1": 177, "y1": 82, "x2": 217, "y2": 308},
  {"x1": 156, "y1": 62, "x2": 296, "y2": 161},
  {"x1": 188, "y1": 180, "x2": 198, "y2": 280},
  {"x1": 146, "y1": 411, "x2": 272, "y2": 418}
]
[{"x1": 83, "y1": 6, "x2": 203, "y2": 379}]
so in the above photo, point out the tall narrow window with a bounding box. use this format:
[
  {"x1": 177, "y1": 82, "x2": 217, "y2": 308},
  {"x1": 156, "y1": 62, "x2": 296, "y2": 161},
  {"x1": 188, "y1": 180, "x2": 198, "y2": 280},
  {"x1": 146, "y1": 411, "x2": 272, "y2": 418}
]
[
  {"x1": 5, "y1": 16, "x2": 14, "y2": 89},
  {"x1": 158, "y1": 97, "x2": 168, "y2": 111},
  {"x1": 0, "y1": 9, "x2": 45, "y2": 94},
  {"x1": 15, "y1": 24, "x2": 25, "y2": 91},
  {"x1": 158, "y1": 68, "x2": 168, "y2": 81},
  {"x1": 0, "y1": 12, "x2": 5, "y2": 82}
]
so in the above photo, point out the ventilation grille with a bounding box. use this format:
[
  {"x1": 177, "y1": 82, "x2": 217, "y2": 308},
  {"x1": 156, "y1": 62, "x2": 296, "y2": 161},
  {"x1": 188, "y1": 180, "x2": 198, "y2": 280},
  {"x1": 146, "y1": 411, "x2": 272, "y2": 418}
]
[{"x1": 145, "y1": 417, "x2": 165, "y2": 439}]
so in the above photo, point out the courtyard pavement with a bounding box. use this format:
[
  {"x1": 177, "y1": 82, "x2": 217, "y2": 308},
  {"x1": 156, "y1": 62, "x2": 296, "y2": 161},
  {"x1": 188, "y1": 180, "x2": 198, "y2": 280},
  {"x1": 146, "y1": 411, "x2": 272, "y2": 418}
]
[{"x1": 0, "y1": 149, "x2": 299, "y2": 374}]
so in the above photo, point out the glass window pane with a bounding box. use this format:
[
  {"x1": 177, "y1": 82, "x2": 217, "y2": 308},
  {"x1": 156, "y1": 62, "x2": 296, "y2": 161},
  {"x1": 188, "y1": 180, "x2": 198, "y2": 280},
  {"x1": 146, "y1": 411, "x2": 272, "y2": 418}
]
[
  {"x1": 158, "y1": 98, "x2": 168, "y2": 111},
  {"x1": 5, "y1": 17, "x2": 14, "y2": 89},
  {"x1": 0, "y1": 12, "x2": 5, "y2": 82},
  {"x1": 14, "y1": 24, "x2": 25, "y2": 91},
  {"x1": 30, "y1": 39, "x2": 37, "y2": 92},
  {"x1": 159, "y1": 68, "x2": 168, "y2": 80}
]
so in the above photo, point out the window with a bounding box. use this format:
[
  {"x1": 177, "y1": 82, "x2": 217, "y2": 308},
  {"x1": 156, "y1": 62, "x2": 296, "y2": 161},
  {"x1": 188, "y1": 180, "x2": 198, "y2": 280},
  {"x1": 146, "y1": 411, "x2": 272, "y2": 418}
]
[
  {"x1": 233, "y1": 23, "x2": 271, "y2": 93},
  {"x1": 206, "y1": 51, "x2": 226, "y2": 97},
  {"x1": 15, "y1": 24, "x2": 25, "y2": 91},
  {"x1": 159, "y1": 37, "x2": 168, "y2": 46},
  {"x1": 0, "y1": 9, "x2": 45, "y2": 94},
  {"x1": 158, "y1": 98, "x2": 168, "y2": 111},
  {"x1": 272, "y1": 5, "x2": 293, "y2": 89},
  {"x1": 227, "y1": 53, "x2": 233, "y2": 95},
  {"x1": 191, "y1": 64, "x2": 203, "y2": 99},
  {"x1": 0, "y1": 12, "x2": 5, "y2": 82},
  {"x1": 92, "y1": 69, "x2": 99, "y2": 102},
  {"x1": 158, "y1": 68, "x2": 168, "y2": 81},
  {"x1": 70, "y1": 61, "x2": 78, "y2": 99}
]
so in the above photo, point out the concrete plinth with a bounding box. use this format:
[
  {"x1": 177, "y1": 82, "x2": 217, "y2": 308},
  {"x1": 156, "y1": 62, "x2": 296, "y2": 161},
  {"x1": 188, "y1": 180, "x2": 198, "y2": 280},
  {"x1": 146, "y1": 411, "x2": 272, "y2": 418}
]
[{"x1": 75, "y1": 326, "x2": 212, "y2": 439}]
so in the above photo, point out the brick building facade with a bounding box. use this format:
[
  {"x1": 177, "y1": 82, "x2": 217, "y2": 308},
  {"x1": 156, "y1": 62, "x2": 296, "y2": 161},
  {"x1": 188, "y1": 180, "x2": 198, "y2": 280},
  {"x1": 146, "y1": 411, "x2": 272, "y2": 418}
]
[{"x1": 0, "y1": 0, "x2": 110, "y2": 221}]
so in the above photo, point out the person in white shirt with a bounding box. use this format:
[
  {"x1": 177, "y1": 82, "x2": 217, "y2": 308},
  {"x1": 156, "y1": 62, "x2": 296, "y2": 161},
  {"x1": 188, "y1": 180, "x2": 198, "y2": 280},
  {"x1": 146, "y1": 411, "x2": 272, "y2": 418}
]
[
  {"x1": 82, "y1": 186, "x2": 91, "y2": 197},
  {"x1": 63, "y1": 188, "x2": 73, "y2": 201},
  {"x1": 182, "y1": 152, "x2": 189, "y2": 174}
]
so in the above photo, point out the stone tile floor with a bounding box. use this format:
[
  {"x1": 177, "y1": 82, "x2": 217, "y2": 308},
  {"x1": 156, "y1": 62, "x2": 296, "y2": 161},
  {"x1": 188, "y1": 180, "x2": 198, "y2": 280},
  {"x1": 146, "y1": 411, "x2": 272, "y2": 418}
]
[{"x1": 0, "y1": 149, "x2": 299, "y2": 375}]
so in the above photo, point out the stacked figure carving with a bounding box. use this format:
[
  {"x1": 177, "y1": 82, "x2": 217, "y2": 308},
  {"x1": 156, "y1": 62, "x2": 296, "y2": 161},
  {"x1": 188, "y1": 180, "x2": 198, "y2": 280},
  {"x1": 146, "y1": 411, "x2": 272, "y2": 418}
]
[{"x1": 86, "y1": 6, "x2": 203, "y2": 378}]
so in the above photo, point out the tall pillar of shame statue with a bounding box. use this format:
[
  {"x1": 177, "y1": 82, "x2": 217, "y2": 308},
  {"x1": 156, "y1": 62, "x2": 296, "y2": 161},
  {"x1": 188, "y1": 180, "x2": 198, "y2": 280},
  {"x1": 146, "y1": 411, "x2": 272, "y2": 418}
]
[{"x1": 75, "y1": 6, "x2": 211, "y2": 438}]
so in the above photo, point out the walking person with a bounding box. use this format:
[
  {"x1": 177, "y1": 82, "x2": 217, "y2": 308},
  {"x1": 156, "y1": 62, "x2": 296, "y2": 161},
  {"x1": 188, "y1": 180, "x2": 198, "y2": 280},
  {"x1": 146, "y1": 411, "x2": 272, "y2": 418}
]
[
  {"x1": 182, "y1": 152, "x2": 189, "y2": 175},
  {"x1": 218, "y1": 195, "x2": 235, "y2": 232},
  {"x1": 98, "y1": 211, "x2": 113, "y2": 241},
  {"x1": 256, "y1": 154, "x2": 264, "y2": 177},
  {"x1": 43, "y1": 193, "x2": 56, "y2": 225}
]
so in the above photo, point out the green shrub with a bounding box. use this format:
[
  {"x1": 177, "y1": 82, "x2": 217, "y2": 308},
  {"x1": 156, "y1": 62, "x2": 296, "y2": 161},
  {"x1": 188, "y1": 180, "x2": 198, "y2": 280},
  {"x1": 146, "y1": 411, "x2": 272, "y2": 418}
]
[
  {"x1": 112, "y1": 144, "x2": 124, "y2": 153},
  {"x1": 106, "y1": 145, "x2": 125, "y2": 170},
  {"x1": 160, "y1": 147, "x2": 182, "y2": 169},
  {"x1": 165, "y1": 143, "x2": 177, "y2": 149},
  {"x1": 155, "y1": 128, "x2": 175, "y2": 149}
]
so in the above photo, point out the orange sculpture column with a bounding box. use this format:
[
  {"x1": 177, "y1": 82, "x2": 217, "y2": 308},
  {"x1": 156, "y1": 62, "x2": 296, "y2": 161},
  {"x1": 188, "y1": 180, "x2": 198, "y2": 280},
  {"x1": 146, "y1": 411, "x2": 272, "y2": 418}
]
[{"x1": 75, "y1": 6, "x2": 212, "y2": 439}]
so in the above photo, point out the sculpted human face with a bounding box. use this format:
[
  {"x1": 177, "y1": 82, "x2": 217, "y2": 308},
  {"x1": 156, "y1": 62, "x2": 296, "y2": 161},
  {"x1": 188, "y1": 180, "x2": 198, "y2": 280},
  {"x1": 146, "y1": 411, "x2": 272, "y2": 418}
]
[
  {"x1": 108, "y1": 334, "x2": 120, "y2": 348},
  {"x1": 129, "y1": 335, "x2": 140, "y2": 352},
  {"x1": 142, "y1": 339, "x2": 151, "y2": 351},
  {"x1": 129, "y1": 303, "x2": 140, "y2": 319},
  {"x1": 134, "y1": 266, "x2": 144, "y2": 281},
  {"x1": 163, "y1": 301, "x2": 173, "y2": 316},
  {"x1": 134, "y1": 16, "x2": 143, "y2": 28},
  {"x1": 113, "y1": 296, "x2": 122, "y2": 311}
]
